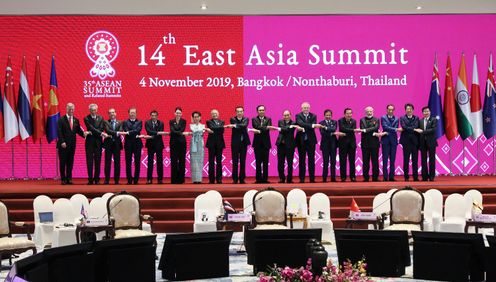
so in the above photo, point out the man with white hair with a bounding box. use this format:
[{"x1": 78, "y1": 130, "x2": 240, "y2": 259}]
[
  {"x1": 57, "y1": 103, "x2": 89, "y2": 185},
  {"x1": 295, "y1": 102, "x2": 324, "y2": 183},
  {"x1": 84, "y1": 103, "x2": 107, "y2": 185},
  {"x1": 360, "y1": 106, "x2": 384, "y2": 182},
  {"x1": 206, "y1": 109, "x2": 226, "y2": 184}
]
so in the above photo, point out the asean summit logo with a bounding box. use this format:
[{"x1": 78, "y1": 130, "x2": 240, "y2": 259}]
[
  {"x1": 83, "y1": 31, "x2": 122, "y2": 98},
  {"x1": 86, "y1": 31, "x2": 119, "y2": 80}
]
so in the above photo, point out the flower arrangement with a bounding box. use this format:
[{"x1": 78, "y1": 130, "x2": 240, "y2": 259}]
[{"x1": 258, "y1": 258, "x2": 373, "y2": 282}]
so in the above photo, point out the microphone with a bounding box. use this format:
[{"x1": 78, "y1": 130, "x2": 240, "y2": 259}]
[
  {"x1": 372, "y1": 196, "x2": 392, "y2": 220},
  {"x1": 241, "y1": 196, "x2": 263, "y2": 214},
  {"x1": 101, "y1": 198, "x2": 123, "y2": 220}
]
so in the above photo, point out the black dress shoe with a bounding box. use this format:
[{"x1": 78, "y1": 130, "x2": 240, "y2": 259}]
[
  {"x1": 87, "y1": 181, "x2": 93, "y2": 185},
  {"x1": 114, "y1": 181, "x2": 119, "y2": 185},
  {"x1": 351, "y1": 178, "x2": 357, "y2": 182},
  {"x1": 331, "y1": 178, "x2": 336, "y2": 182},
  {"x1": 389, "y1": 178, "x2": 396, "y2": 182},
  {"x1": 322, "y1": 179, "x2": 327, "y2": 183},
  {"x1": 61, "y1": 180, "x2": 66, "y2": 185},
  {"x1": 239, "y1": 180, "x2": 246, "y2": 184},
  {"x1": 233, "y1": 180, "x2": 238, "y2": 184},
  {"x1": 94, "y1": 180, "x2": 100, "y2": 185},
  {"x1": 383, "y1": 178, "x2": 388, "y2": 182},
  {"x1": 158, "y1": 180, "x2": 163, "y2": 184},
  {"x1": 104, "y1": 181, "x2": 110, "y2": 185},
  {"x1": 299, "y1": 180, "x2": 305, "y2": 183},
  {"x1": 287, "y1": 180, "x2": 293, "y2": 184},
  {"x1": 413, "y1": 178, "x2": 420, "y2": 182},
  {"x1": 310, "y1": 180, "x2": 316, "y2": 183},
  {"x1": 209, "y1": 181, "x2": 215, "y2": 184},
  {"x1": 278, "y1": 180, "x2": 285, "y2": 183},
  {"x1": 217, "y1": 180, "x2": 223, "y2": 184},
  {"x1": 341, "y1": 179, "x2": 346, "y2": 182},
  {"x1": 67, "y1": 181, "x2": 73, "y2": 185},
  {"x1": 133, "y1": 180, "x2": 139, "y2": 185},
  {"x1": 429, "y1": 178, "x2": 435, "y2": 182},
  {"x1": 146, "y1": 180, "x2": 152, "y2": 184},
  {"x1": 363, "y1": 179, "x2": 369, "y2": 182},
  {"x1": 254, "y1": 181, "x2": 262, "y2": 184}
]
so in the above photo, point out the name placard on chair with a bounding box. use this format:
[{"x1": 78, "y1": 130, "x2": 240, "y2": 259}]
[
  {"x1": 227, "y1": 213, "x2": 251, "y2": 222},
  {"x1": 473, "y1": 214, "x2": 496, "y2": 223}
]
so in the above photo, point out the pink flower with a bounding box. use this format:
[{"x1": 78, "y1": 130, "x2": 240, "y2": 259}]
[{"x1": 281, "y1": 267, "x2": 295, "y2": 279}]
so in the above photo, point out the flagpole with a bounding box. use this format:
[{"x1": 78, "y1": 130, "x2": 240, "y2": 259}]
[
  {"x1": 10, "y1": 142, "x2": 15, "y2": 180},
  {"x1": 463, "y1": 140, "x2": 467, "y2": 176},
  {"x1": 449, "y1": 140, "x2": 453, "y2": 175},
  {"x1": 476, "y1": 138, "x2": 480, "y2": 176},
  {"x1": 39, "y1": 141, "x2": 43, "y2": 179},
  {"x1": 55, "y1": 147, "x2": 59, "y2": 180},
  {"x1": 25, "y1": 140, "x2": 29, "y2": 180}
]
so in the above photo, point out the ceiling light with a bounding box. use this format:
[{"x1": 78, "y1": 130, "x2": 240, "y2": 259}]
[
  {"x1": 201, "y1": 3, "x2": 207, "y2": 10},
  {"x1": 416, "y1": 6, "x2": 422, "y2": 10}
]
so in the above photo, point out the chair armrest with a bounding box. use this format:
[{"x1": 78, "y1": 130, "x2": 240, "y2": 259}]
[
  {"x1": 141, "y1": 214, "x2": 154, "y2": 232},
  {"x1": 11, "y1": 221, "x2": 32, "y2": 240}
]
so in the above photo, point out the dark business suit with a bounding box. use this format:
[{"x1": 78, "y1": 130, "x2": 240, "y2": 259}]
[
  {"x1": 123, "y1": 119, "x2": 143, "y2": 184},
  {"x1": 276, "y1": 119, "x2": 296, "y2": 183},
  {"x1": 338, "y1": 118, "x2": 357, "y2": 181},
  {"x1": 84, "y1": 114, "x2": 104, "y2": 184},
  {"x1": 145, "y1": 119, "x2": 164, "y2": 182},
  {"x1": 230, "y1": 117, "x2": 250, "y2": 183},
  {"x1": 206, "y1": 119, "x2": 226, "y2": 183},
  {"x1": 380, "y1": 115, "x2": 399, "y2": 181},
  {"x1": 170, "y1": 118, "x2": 187, "y2": 184},
  {"x1": 252, "y1": 116, "x2": 272, "y2": 183},
  {"x1": 295, "y1": 112, "x2": 318, "y2": 182},
  {"x1": 57, "y1": 115, "x2": 84, "y2": 184},
  {"x1": 360, "y1": 116, "x2": 380, "y2": 181},
  {"x1": 319, "y1": 119, "x2": 338, "y2": 182},
  {"x1": 103, "y1": 119, "x2": 123, "y2": 184},
  {"x1": 419, "y1": 117, "x2": 438, "y2": 181},
  {"x1": 399, "y1": 115, "x2": 420, "y2": 181}
]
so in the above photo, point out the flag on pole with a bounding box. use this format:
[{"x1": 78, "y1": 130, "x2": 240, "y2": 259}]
[
  {"x1": 428, "y1": 53, "x2": 445, "y2": 139},
  {"x1": 455, "y1": 54, "x2": 474, "y2": 140},
  {"x1": 444, "y1": 54, "x2": 459, "y2": 140},
  {"x1": 32, "y1": 56, "x2": 46, "y2": 141},
  {"x1": 483, "y1": 53, "x2": 496, "y2": 139},
  {"x1": 470, "y1": 54, "x2": 483, "y2": 139},
  {"x1": 18, "y1": 56, "x2": 32, "y2": 140},
  {"x1": 0, "y1": 82, "x2": 4, "y2": 141},
  {"x1": 4, "y1": 56, "x2": 19, "y2": 143},
  {"x1": 46, "y1": 56, "x2": 60, "y2": 143},
  {"x1": 349, "y1": 198, "x2": 360, "y2": 218}
]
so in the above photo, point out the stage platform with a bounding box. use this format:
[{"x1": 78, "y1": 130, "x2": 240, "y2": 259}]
[{"x1": 1, "y1": 176, "x2": 496, "y2": 233}]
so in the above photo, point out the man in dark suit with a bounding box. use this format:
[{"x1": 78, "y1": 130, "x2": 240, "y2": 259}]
[
  {"x1": 276, "y1": 110, "x2": 303, "y2": 183},
  {"x1": 145, "y1": 110, "x2": 166, "y2": 184},
  {"x1": 122, "y1": 107, "x2": 143, "y2": 185},
  {"x1": 103, "y1": 108, "x2": 123, "y2": 185},
  {"x1": 338, "y1": 108, "x2": 360, "y2": 182},
  {"x1": 227, "y1": 106, "x2": 250, "y2": 184},
  {"x1": 206, "y1": 109, "x2": 226, "y2": 184},
  {"x1": 295, "y1": 102, "x2": 324, "y2": 183},
  {"x1": 416, "y1": 106, "x2": 438, "y2": 181},
  {"x1": 380, "y1": 104, "x2": 401, "y2": 181},
  {"x1": 319, "y1": 109, "x2": 339, "y2": 182},
  {"x1": 169, "y1": 107, "x2": 187, "y2": 184},
  {"x1": 57, "y1": 103, "x2": 89, "y2": 185},
  {"x1": 399, "y1": 103, "x2": 420, "y2": 181},
  {"x1": 84, "y1": 103, "x2": 106, "y2": 185},
  {"x1": 360, "y1": 106, "x2": 384, "y2": 182},
  {"x1": 252, "y1": 105, "x2": 276, "y2": 183}
]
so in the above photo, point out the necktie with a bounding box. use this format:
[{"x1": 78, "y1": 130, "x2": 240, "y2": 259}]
[
  {"x1": 112, "y1": 120, "x2": 116, "y2": 130},
  {"x1": 424, "y1": 119, "x2": 427, "y2": 129},
  {"x1": 239, "y1": 120, "x2": 244, "y2": 142},
  {"x1": 153, "y1": 122, "x2": 157, "y2": 130},
  {"x1": 69, "y1": 117, "x2": 73, "y2": 130}
]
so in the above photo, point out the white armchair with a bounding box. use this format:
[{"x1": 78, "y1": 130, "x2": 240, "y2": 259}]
[
  {"x1": 33, "y1": 195, "x2": 54, "y2": 249},
  {"x1": 424, "y1": 189, "x2": 443, "y2": 231},
  {"x1": 252, "y1": 188, "x2": 292, "y2": 230},
  {"x1": 107, "y1": 191, "x2": 154, "y2": 239},
  {"x1": 243, "y1": 190, "x2": 258, "y2": 213},
  {"x1": 307, "y1": 193, "x2": 333, "y2": 243},
  {"x1": 193, "y1": 193, "x2": 220, "y2": 232},
  {"x1": 439, "y1": 193, "x2": 466, "y2": 233},
  {"x1": 286, "y1": 189, "x2": 308, "y2": 228},
  {"x1": 384, "y1": 186, "x2": 424, "y2": 233},
  {"x1": 52, "y1": 198, "x2": 77, "y2": 247}
]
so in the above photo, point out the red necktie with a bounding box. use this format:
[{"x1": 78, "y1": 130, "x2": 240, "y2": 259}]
[{"x1": 69, "y1": 117, "x2": 73, "y2": 130}]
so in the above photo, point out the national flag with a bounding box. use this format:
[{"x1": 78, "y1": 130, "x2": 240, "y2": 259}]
[
  {"x1": 46, "y1": 56, "x2": 60, "y2": 143},
  {"x1": 223, "y1": 200, "x2": 237, "y2": 214},
  {"x1": 350, "y1": 198, "x2": 360, "y2": 213},
  {"x1": 483, "y1": 53, "x2": 496, "y2": 139},
  {"x1": 80, "y1": 204, "x2": 87, "y2": 219},
  {"x1": 4, "y1": 56, "x2": 19, "y2": 143},
  {"x1": 470, "y1": 54, "x2": 483, "y2": 139},
  {"x1": 17, "y1": 56, "x2": 32, "y2": 140},
  {"x1": 444, "y1": 54, "x2": 459, "y2": 140},
  {"x1": 455, "y1": 54, "x2": 474, "y2": 140},
  {"x1": 32, "y1": 56, "x2": 46, "y2": 141},
  {"x1": 427, "y1": 53, "x2": 445, "y2": 139},
  {"x1": 0, "y1": 82, "x2": 4, "y2": 141}
]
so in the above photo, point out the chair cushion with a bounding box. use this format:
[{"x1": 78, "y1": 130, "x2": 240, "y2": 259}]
[
  {"x1": 253, "y1": 224, "x2": 288, "y2": 230},
  {"x1": 0, "y1": 237, "x2": 35, "y2": 251},
  {"x1": 114, "y1": 229, "x2": 154, "y2": 239},
  {"x1": 384, "y1": 223, "x2": 421, "y2": 232}
]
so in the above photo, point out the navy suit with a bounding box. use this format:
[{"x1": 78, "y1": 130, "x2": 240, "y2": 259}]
[
  {"x1": 206, "y1": 119, "x2": 226, "y2": 183},
  {"x1": 103, "y1": 119, "x2": 123, "y2": 184},
  {"x1": 145, "y1": 119, "x2": 164, "y2": 182},
  {"x1": 230, "y1": 117, "x2": 250, "y2": 183},
  {"x1": 419, "y1": 117, "x2": 438, "y2": 181},
  {"x1": 123, "y1": 119, "x2": 143, "y2": 184},
  {"x1": 84, "y1": 114, "x2": 105, "y2": 183},
  {"x1": 399, "y1": 115, "x2": 419, "y2": 181},
  {"x1": 295, "y1": 112, "x2": 318, "y2": 182},
  {"x1": 319, "y1": 119, "x2": 338, "y2": 182},
  {"x1": 276, "y1": 119, "x2": 297, "y2": 183},
  {"x1": 252, "y1": 116, "x2": 272, "y2": 183},
  {"x1": 381, "y1": 115, "x2": 399, "y2": 181}
]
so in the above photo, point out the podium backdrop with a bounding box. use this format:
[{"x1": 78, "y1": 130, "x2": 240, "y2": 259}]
[{"x1": 0, "y1": 15, "x2": 495, "y2": 179}]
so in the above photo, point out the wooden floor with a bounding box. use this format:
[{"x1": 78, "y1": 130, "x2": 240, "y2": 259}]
[{"x1": 2, "y1": 176, "x2": 496, "y2": 233}]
